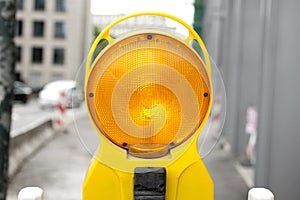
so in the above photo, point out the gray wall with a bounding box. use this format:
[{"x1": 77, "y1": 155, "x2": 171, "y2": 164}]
[
  {"x1": 204, "y1": 0, "x2": 263, "y2": 158},
  {"x1": 256, "y1": 0, "x2": 300, "y2": 199},
  {"x1": 203, "y1": 0, "x2": 300, "y2": 198}
]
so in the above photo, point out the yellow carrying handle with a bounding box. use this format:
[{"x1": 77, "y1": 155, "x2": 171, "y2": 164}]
[{"x1": 85, "y1": 12, "x2": 211, "y2": 77}]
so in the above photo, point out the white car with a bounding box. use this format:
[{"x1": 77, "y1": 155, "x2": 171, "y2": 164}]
[{"x1": 38, "y1": 80, "x2": 84, "y2": 109}]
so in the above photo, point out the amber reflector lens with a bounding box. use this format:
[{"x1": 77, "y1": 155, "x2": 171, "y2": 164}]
[{"x1": 86, "y1": 33, "x2": 210, "y2": 157}]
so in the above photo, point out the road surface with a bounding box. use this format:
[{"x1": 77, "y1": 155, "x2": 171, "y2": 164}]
[{"x1": 7, "y1": 113, "x2": 248, "y2": 200}]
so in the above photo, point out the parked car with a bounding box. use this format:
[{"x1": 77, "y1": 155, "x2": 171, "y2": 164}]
[
  {"x1": 14, "y1": 81, "x2": 33, "y2": 104},
  {"x1": 38, "y1": 80, "x2": 84, "y2": 109}
]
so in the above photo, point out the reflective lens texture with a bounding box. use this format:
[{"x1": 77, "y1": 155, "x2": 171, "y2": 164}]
[{"x1": 86, "y1": 32, "x2": 211, "y2": 157}]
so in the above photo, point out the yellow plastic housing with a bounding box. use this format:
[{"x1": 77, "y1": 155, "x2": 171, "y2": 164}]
[{"x1": 83, "y1": 12, "x2": 214, "y2": 200}]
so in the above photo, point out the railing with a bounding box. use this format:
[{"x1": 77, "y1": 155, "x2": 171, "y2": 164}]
[{"x1": 17, "y1": 187, "x2": 274, "y2": 200}]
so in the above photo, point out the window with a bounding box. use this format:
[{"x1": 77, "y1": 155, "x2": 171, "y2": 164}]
[
  {"x1": 53, "y1": 48, "x2": 65, "y2": 64},
  {"x1": 17, "y1": 0, "x2": 24, "y2": 10},
  {"x1": 16, "y1": 46, "x2": 22, "y2": 62},
  {"x1": 32, "y1": 47, "x2": 43, "y2": 63},
  {"x1": 15, "y1": 20, "x2": 23, "y2": 36},
  {"x1": 34, "y1": 0, "x2": 45, "y2": 10},
  {"x1": 56, "y1": 0, "x2": 66, "y2": 12},
  {"x1": 33, "y1": 21, "x2": 44, "y2": 37},
  {"x1": 54, "y1": 22, "x2": 66, "y2": 38}
]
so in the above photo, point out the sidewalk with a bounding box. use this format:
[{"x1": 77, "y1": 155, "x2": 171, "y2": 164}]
[
  {"x1": 204, "y1": 143, "x2": 249, "y2": 200},
  {"x1": 7, "y1": 115, "x2": 249, "y2": 200}
]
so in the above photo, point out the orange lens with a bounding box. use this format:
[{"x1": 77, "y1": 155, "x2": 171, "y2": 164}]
[{"x1": 86, "y1": 32, "x2": 210, "y2": 157}]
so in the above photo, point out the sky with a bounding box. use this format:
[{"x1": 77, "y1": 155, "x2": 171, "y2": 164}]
[{"x1": 90, "y1": 0, "x2": 195, "y2": 25}]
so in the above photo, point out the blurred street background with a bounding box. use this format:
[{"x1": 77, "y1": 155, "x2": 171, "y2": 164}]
[
  {"x1": 7, "y1": 100, "x2": 249, "y2": 200},
  {"x1": 1, "y1": 0, "x2": 300, "y2": 199}
]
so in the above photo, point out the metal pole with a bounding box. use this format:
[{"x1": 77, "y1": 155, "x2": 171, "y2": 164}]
[
  {"x1": 193, "y1": 0, "x2": 205, "y2": 37},
  {"x1": 0, "y1": 0, "x2": 16, "y2": 199}
]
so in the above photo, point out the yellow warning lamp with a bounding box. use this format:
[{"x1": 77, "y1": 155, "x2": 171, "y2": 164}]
[{"x1": 83, "y1": 12, "x2": 214, "y2": 199}]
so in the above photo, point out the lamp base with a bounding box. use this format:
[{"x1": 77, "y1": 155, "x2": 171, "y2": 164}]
[{"x1": 83, "y1": 158, "x2": 214, "y2": 200}]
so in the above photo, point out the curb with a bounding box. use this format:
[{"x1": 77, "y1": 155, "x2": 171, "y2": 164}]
[
  {"x1": 9, "y1": 106, "x2": 88, "y2": 178},
  {"x1": 9, "y1": 118, "x2": 55, "y2": 177}
]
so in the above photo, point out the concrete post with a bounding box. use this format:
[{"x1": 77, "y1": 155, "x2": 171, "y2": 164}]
[
  {"x1": 248, "y1": 188, "x2": 274, "y2": 200},
  {"x1": 18, "y1": 187, "x2": 44, "y2": 200}
]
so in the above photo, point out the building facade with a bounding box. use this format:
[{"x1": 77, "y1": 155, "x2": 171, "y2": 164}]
[
  {"x1": 92, "y1": 14, "x2": 172, "y2": 38},
  {"x1": 15, "y1": 0, "x2": 91, "y2": 89}
]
